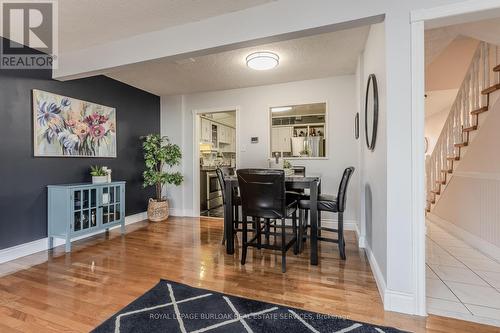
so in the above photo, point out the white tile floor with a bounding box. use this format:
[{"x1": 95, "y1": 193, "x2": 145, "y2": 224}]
[{"x1": 426, "y1": 222, "x2": 500, "y2": 327}]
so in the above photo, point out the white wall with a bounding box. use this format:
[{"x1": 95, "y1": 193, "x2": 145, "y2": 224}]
[
  {"x1": 161, "y1": 76, "x2": 360, "y2": 223},
  {"x1": 357, "y1": 23, "x2": 388, "y2": 280},
  {"x1": 425, "y1": 107, "x2": 449, "y2": 154},
  {"x1": 160, "y1": 95, "x2": 186, "y2": 216}
]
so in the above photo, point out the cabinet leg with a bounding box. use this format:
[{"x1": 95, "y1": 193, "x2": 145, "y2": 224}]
[
  {"x1": 65, "y1": 237, "x2": 71, "y2": 252},
  {"x1": 48, "y1": 236, "x2": 54, "y2": 250},
  {"x1": 121, "y1": 223, "x2": 125, "y2": 234}
]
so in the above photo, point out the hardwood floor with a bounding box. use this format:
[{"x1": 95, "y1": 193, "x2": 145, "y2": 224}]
[{"x1": 0, "y1": 217, "x2": 497, "y2": 333}]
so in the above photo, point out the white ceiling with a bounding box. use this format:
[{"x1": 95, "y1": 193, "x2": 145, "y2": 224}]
[
  {"x1": 425, "y1": 18, "x2": 500, "y2": 66},
  {"x1": 105, "y1": 26, "x2": 370, "y2": 96},
  {"x1": 58, "y1": 0, "x2": 274, "y2": 53},
  {"x1": 203, "y1": 112, "x2": 236, "y2": 127}
]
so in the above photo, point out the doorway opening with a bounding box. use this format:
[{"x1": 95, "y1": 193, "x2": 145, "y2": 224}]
[
  {"x1": 412, "y1": 1, "x2": 500, "y2": 325},
  {"x1": 195, "y1": 110, "x2": 237, "y2": 218}
]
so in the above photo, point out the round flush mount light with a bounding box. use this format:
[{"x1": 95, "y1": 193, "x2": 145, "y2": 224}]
[{"x1": 246, "y1": 52, "x2": 279, "y2": 70}]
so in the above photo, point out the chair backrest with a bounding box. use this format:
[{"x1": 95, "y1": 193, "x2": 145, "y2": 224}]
[
  {"x1": 237, "y1": 168, "x2": 286, "y2": 219},
  {"x1": 215, "y1": 167, "x2": 234, "y2": 204},
  {"x1": 215, "y1": 168, "x2": 226, "y2": 204},
  {"x1": 337, "y1": 167, "x2": 355, "y2": 212}
]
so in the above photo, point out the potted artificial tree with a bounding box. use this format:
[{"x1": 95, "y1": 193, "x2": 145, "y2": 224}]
[{"x1": 142, "y1": 134, "x2": 183, "y2": 222}]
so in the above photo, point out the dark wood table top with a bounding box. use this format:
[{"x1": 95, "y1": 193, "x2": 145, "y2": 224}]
[{"x1": 224, "y1": 174, "x2": 321, "y2": 183}]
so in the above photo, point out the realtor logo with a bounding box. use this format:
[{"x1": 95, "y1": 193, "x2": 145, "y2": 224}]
[{"x1": 0, "y1": 0, "x2": 58, "y2": 69}]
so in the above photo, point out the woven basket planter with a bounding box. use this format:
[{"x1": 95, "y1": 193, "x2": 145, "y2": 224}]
[{"x1": 147, "y1": 198, "x2": 169, "y2": 222}]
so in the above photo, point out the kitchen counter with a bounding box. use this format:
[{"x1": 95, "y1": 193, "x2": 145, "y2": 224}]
[{"x1": 200, "y1": 165, "x2": 232, "y2": 171}]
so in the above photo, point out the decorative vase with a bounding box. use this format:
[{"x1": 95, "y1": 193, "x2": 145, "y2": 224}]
[
  {"x1": 147, "y1": 198, "x2": 169, "y2": 222},
  {"x1": 92, "y1": 176, "x2": 108, "y2": 184}
]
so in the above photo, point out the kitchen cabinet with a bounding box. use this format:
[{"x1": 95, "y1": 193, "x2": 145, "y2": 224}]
[
  {"x1": 201, "y1": 118, "x2": 212, "y2": 143},
  {"x1": 230, "y1": 128, "x2": 236, "y2": 152},
  {"x1": 271, "y1": 126, "x2": 293, "y2": 153},
  {"x1": 218, "y1": 125, "x2": 236, "y2": 152},
  {"x1": 219, "y1": 125, "x2": 231, "y2": 144}
]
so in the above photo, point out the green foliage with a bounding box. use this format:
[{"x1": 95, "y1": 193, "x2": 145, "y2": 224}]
[
  {"x1": 90, "y1": 165, "x2": 107, "y2": 176},
  {"x1": 283, "y1": 160, "x2": 292, "y2": 169},
  {"x1": 141, "y1": 134, "x2": 184, "y2": 201}
]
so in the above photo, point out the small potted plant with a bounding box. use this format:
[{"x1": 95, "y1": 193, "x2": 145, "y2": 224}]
[
  {"x1": 90, "y1": 165, "x2": 108, "y2": 184},
  {"x1": 142, "y1": 134, "x2": 183, "y2": 222}
]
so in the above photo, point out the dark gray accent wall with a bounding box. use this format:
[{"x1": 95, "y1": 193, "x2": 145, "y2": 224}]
[{"x1": 0, "y1": 47, "x2": 159, "y2": 250}]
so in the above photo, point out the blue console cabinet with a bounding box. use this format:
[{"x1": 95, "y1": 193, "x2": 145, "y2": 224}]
[{"x1": 47, "y1": 181, "x2": 126, "y2": 252}]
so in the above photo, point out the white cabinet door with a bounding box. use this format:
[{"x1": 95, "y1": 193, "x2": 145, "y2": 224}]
[
  {"x1": 219, "y1": 125, "x2": 225, "y2": 144},
  {"x1": 221, "y1": 125, "x2": 232, "y2": 144},
  {"x1": 230, "y1": 128, "x2": 236, "y2": 152},
  {"x1": 201, "y1": 119, "x2": 211, "y2": 143},
  {"x1": 279, "y1": 127, "x2": 293, "y2": 153},
  {"x1": 271, "y1": 128, "x2": 280, "y2": 153}
]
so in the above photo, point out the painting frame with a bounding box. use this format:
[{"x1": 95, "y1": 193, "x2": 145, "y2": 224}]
[{"x1": 32, "y1": 89, "x2": 117, "y2": 158}]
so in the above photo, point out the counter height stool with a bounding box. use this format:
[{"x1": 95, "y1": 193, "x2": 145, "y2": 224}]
[
  {"x1": 237, "y1": 169, "x2": 299, "y2": 273},
  {"x1": 298, "y1": 167, "x2": 355, "y2": 260}
]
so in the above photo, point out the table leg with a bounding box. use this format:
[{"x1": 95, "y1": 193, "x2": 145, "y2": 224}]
[
  {"x1": 225, "y1": 180, "x2": 235, "y2": 255},
  {"x1": 310, "y1": 180, "x2": 318, "y2": 265}
]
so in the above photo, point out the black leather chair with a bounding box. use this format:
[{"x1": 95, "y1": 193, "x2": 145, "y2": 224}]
[
  {"x1": 237, "y1": 169, "x2": 299, "y2": 273},
  {"x1": 298, "y1": 167, "x2": 355, "y2": 260},
  {"x1": 216, "y1": 167, "x2": 242, "y2": 245}
]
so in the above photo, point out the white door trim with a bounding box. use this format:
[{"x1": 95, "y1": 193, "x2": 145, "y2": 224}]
[
  {"x1": 410, "y1": 19, "x2": 426, "y2": 317},
  {"x1": 411, "y1": 0, "x2": 500, "y2": 23},
  {"x1": 410, "y1": 0, "x2": 500, "y2": 317},
  {"x1": 192, "y1": 106, "x2": 241, "y2": 217}
]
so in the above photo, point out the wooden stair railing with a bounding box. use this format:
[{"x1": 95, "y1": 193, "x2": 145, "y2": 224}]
[{"x1": 426, "y1": 41, "x2": 500, "y2": 213}]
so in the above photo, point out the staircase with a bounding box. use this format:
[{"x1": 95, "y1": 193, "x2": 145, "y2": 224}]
[{"x1": 426, "y1": 42, "x2": 500, "y2": 213}]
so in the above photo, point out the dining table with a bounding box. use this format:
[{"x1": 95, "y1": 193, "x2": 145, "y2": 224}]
[{"x1": 223, "y1": 173, "x2": 321, "y2": 265}]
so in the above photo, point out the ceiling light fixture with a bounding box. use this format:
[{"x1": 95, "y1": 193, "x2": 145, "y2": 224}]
[
  {"x1": 246, "y1": 51, "x2": 279, "y2": 70},
  {"x1": 271, "y1": 106, "x2": 292, "y2": 112}
]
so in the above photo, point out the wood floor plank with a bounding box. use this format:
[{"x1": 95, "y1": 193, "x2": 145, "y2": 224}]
[{"x1": 0, "y1": 217, "x2": 498, "y2": 333}]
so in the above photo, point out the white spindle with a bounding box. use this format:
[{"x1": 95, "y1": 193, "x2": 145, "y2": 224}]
[
  {"x1": 485, "y1": 43, "x2": 490, "y2": 89},
  {"x1": 493, "y1": 45, "x2": 500, "y2": 84}
]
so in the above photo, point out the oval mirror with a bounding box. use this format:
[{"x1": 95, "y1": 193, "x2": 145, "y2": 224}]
[{"x1": 365, "y1": 74, "x2": 378, "y2": 151}]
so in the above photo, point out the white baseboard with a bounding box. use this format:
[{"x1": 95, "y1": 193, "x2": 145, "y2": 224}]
[
  {"x1": 321, "y1": 218, "x2": 360, "y2": 241},
  {"x1": 364, "y1": 245, "x2": 387, "y2": 304},
  {"x1": 0, "y1": 211, "x2": 147, "y2": 265},
  {"x1": 427, "y1": 213, "x2": 500, "y2": 262},
  {"x1": 169, "y1": 208, "x2": 185, "y2": 217},
  {"x1": 384, "y1": 289, "x2": 418, "y2": 315},
  {"x1": 364, "y1": 244, "x2": 417, "y2": 315}
]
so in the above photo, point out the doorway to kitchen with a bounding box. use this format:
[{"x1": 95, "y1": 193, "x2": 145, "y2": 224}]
[{"x1": 195, "y1": 109, "x2": 238, "y2": 218}]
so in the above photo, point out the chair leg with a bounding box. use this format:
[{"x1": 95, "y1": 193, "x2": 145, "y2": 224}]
[
  {"x1": 318, "y1": 211, "x2": 322, "y2": 237},
  {"x1": 241, "y1": 215, "x2": 248, "y2": 265},
  {"x1": 256, "y1": 217, "x2": 262, "y2": 249},
  {"x1": 281, "y1": 218, "x2": 287, "y2": 273},
  {"x1": 298, "y1": 209, "x2": 304, "y2": 253},
  {"x1": 338, "y1": 212, "x2": 346, "y2": 260},
  {"x1": 305, "y1": 209, "x2": 309, "y2": 231},
  {"x1": 234, "y1": 205, "x2": 239, "y2": 230},
  {"x1": 222, "y1": 210, "x2": 227, "y2": 245},
  {"x1": 292, "y1": 211, "x2": 299, "y2": 255},
  {"x1": 265, "y1": 218, "x2": 270, "y2": 244}
]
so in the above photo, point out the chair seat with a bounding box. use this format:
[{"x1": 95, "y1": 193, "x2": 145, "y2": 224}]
[{"x1": 298, "y1": 194, "x2": 338, "y2": 212}]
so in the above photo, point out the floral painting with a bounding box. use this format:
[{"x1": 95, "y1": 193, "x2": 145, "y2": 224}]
[{"x1": 33, "y1": 89, "x2": 116, "y2": 157}]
